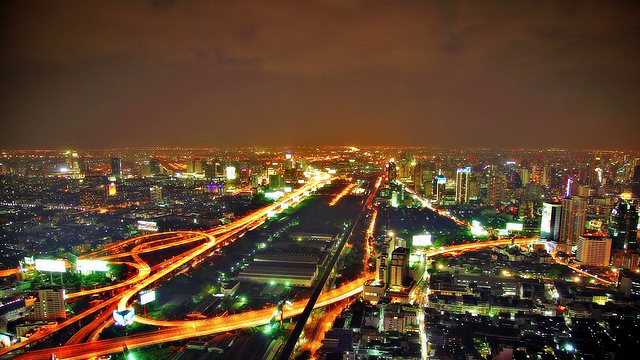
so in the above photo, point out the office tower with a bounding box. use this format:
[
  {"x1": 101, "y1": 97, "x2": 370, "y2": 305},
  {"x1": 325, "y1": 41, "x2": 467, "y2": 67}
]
[
  {"x1": 377, "y1": 242, "x2": 389, "y2": 285},
  {"x1": 618, "y1": 270, "x2": 640, "y2": 298},
  {"x1": 520, "y1": 168, "x2": 530, "y2": 185},
  {"x1": 541, "y1": 202, "x2": 562, "y2": 242},
  {"x1": 150, "y1": 158, "x2": 161, "y2": 175},
  {"x1": 150, "y1": 185, "x2": 163, "y2": 205},
  {"x1": 609, "y1": 200, "x2": 639, "y2": 251},
  {"x1": 633, "y1": 165, "x2": 640, "y2": 199},
  {"x1": 29, "y1": 287, "x2": 66, "y2": 321},
  {"x1": 110, "y1": 157, "x2": 122, "y2": 179},
  {"x1": 575, "y1": 235, "x2": 612, "y2": 267},
  {"x1": 413, "y1": 162, "x2": 424, "y2": 195},
  {"x1": 455, "y1": 167, "x2": 471, "y2": 204},
  {"x1": 65, "y1": 151, "x2": 79, "y2": 172},
  {"x1": 187, "y1": 157, "x2": 203, "y2": 173},
  {"x1": 386, "y1": 160, "x2": 397, "y2": 184},
  {"x1": 432, "y1": 174, "x2": 446, "y2": 202},
  {"x1": 389, "y1": 247, "x2": 409, "y2": 287},
  {"x1": 487, "y1": 174, "x2": 505, "y2": 206},
  {"x1": 560, "y1": 196, "x2": 587, "y2": 249}
]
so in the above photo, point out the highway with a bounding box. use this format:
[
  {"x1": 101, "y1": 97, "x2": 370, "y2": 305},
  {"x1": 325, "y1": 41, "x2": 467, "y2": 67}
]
[
  {"x1": 2, "y1": 173, "x2": 545, "y2": 360},
  {"x1": 0, "y1": 172, "x2": 332, "y2": 359}
]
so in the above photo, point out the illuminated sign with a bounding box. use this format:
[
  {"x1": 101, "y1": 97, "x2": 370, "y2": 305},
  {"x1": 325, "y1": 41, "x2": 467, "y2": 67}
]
[
  {"x1": 412, "y1": 234, "x2": 432, "y2": 247},
  {"x1": 77, "y1": 260, "x2": 109, "y2": 273},
  {"x1": 264, "y1": 191, "x2": 284, "y2": 200},
  {"x1": 435, "y1": 175, "x2": 447, "y2": 184},
  {"x1": 470, "y1": 220, "x2": 488, "y2": 236},
  {"x1": 137, "y1": 220, "x2": 158, "y2": 232},
  {"x1": 506, "y1": 223, "x2": 523, "y2": 232},
  {"x1": 226, "y1": 166, "x2": 237, "y2": 180},
  {"x1": 457, "y1": 167, "x2": 472, "y2": 174},
  {"x1": 139, "y1": 290, "x2": 156, "y2": 305},
  {"x1": 34, "y1": 259, "x2": 66, "y2": 273},
  {"x1": 113, "y1": 309, "x2": 135, "y2": 326}
]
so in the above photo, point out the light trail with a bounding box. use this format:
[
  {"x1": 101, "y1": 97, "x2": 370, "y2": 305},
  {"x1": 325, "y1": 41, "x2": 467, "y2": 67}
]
[{"x1": 328, "y1": 183, "x2": 356, "y2": 206}]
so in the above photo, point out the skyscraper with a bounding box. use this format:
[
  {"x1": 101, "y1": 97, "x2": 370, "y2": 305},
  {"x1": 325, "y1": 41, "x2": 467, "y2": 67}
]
[
  {"x1": 389, "y1": 247, "x2": 409, "y2": 287},
  {"x1": 110, "y1": 157, "x2": 122, "y2": 179},
  {"x1": 386, "y1": 161, "x2": 397, "y2": 184},
  {"x1": 609, "y1": 200, "x2": 639, "y2": 251},
  {"x1": 455, "y1": 167, "x2": 471, "y2": 204},
  {"x1": 632, "y1": 165, "x2": 640, "y2": 199},
  {"x1": 541, "y1": 202, "x2": 562, "y2": 242},
  {"x1": 560, "y1": 196, "x2": 587, "y2": 250}
]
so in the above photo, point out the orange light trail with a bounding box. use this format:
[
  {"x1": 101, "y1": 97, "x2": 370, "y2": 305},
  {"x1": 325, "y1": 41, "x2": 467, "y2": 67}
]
[{"x1": 329, "y1": 183, "x2": 356, "y2": 206}]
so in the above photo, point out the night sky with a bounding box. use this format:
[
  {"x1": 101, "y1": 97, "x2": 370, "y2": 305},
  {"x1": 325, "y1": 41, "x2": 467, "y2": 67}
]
[{"x1": 2, "y1": 1, "x2": 639, "y2": 150}]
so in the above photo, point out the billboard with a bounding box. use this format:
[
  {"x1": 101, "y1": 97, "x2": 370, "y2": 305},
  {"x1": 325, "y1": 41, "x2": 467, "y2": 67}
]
[
  {"x1": 77, "y1": 260, "x2": 109, "y2": 273},
  {"x1": 412, "y1": 234, "x2": 432, "y2": 247},
  {"x1": 137, "y1": 220, "x2": 158, "y2": 232},
  {"x1": 139, "y1": 290, "x2": 156, "y2": 305},
  {"x1": 506, "y1": 223, "x2": 523, "y2": 232},
  {"x1": 113, "y1": 309, "x2": 135, "y2": 326},
  {"x1": 34, "y1": 259, "x2": 66, "y2": 273}
]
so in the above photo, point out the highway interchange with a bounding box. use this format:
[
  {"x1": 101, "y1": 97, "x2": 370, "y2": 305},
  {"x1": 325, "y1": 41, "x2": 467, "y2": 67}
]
[{"x1": 0, "y1": 172, "x2": 607, "y2": 360}]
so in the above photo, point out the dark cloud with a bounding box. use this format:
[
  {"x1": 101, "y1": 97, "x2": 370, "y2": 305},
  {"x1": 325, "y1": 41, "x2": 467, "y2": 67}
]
[{"x1": 1, "y1": 1, "x2": 639, "y2": 150}]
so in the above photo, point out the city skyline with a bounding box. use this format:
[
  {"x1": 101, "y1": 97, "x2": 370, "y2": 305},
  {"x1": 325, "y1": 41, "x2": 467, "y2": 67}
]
[{"x1": 2, "y1": 1, "x2": 640, "y2": 150}]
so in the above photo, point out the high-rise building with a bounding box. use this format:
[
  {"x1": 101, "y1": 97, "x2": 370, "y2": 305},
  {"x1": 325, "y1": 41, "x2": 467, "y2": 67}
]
[
  {"x1": 29, "y1": 287, "x2": 66, "y2": 321},
  {"x1": 575, "y1": 235, "x2": 612, "y2": 267},
  {"x1": 455, "y1": 167, "x2": 471, "y2": 204},
  {"x1": 487, "y1": 174, "x2": 505, "y2": 206},
  {"x1": 389, "y1": 247, "x2": 409, "y2": 287},
  {"x1": 560, "y1": 196, "x2": 587, "y2": 249},
  {"x1": 541, "y1": 202, "x2": 562, "y2": 242},
  {"x1": 412, "y1": 163, "x2": 424, "y2": 195},
  {"x1": 632, "y1": 165, "x2": 640, "y2": 199},
  {"x1": 187, "y1": 157, "x2": 203, "y2": 173},
  {"x1": 609, "y1": 200, "x2": 639, "y2": 251},
  {"x1": 150, "y1": 185, "x2": 163, "y2": 205},
  {"x1": 110, "y1": 157, "x2": 122, "y2": 179},
  {"x1": 150, "y1": 158, "x2": 161, "y2": 175},
  {"x1": 386, "y1": 161, "x2": 397, "y2": 184},
  {"x1": 432, "y1": 174, "x2": 446, "y2": 202}
]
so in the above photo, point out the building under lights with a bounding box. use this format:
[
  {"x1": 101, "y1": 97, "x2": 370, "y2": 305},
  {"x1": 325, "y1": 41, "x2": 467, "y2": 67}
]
[
  {"x1": 575, "y1": 234, "x2": 612, "y2": 267},
  {"x1": 560, "y1": 196, "x2": 587, "y2": 250},
  {"x1": 29, "y1": 287, "x2": 66, "y2": 321},
  {"x1": 541, "y1": 202, "x2": 562, "y2": 242},
  {"x1": 455, "y1": 167, "x2": 471, "y2": 204},
  {"x1": 110, "y1": 157, "x2": 122, "y2": 179},
  {"x1": 389, "y1": 247, "x2": 410, "y2": 287}
]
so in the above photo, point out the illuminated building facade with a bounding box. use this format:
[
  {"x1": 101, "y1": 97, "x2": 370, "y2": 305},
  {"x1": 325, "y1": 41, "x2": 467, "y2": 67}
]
[
  {"x1": 386, "y1": 161, "x2": 397, "y2": 184},
  {"x1": 29, "y1": 287, "x2": 66, "y2": 321},
  {"x1": 150, "y1": 185, "x2": 163, "y2": 205},
  {"x1": 110, "y1": 157, "x2": 122, "y2": 179},
  {"x1": 455, "y1": 167, "x2": 471, "y2": 204},
  {"x1": 575, "y1": 235, "x2": 612, "y2": 267},
  {"x1": 560, "y1": 196, "x2": 587, "y2": 249},
  {"x1": 609, "y1": 200, "x2": 639, "y2": 251},
  {"x1": 432, "y1": 174, "x2": 446, "y2": 202},
  {"x1": 541, "y1": 202, "x2": 562, "y2": 242},
  {"x1": 389, "y1": 247, "x2": 409, "y2": 287},
  {"x1": 633, "y1": 165, "x2": 640, "y2": 199}
]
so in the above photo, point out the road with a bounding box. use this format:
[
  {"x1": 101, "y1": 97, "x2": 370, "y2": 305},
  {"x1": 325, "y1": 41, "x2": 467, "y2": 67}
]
[
  {"x1": 0, "y1": 172, "x2": 333, "y2": 359},
  {"x1": 2, "y1": 174, "x2": 547, "y2": 360}
]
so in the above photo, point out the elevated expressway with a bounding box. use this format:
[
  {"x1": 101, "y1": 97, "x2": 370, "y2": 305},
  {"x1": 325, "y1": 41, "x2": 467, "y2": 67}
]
[
  {"x1": 2, "y1": 174, "x2": 547, "y2": 360},
  {"x1": 5, "y1": 236, "x2": 538, "y2": 360},
  {"x1": 0, "y1": 173, "x2": 332, "y2": 359}
]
